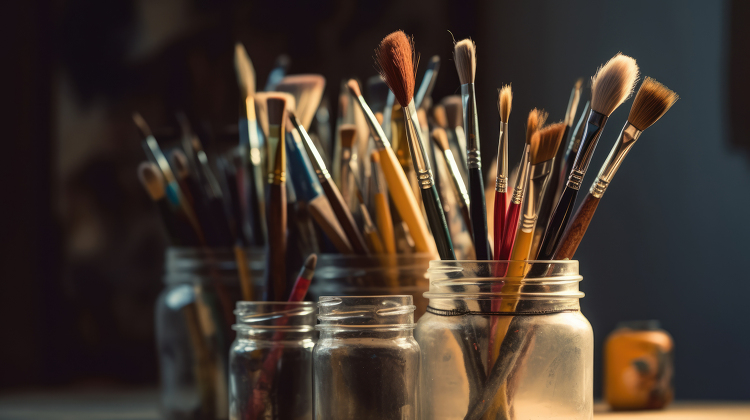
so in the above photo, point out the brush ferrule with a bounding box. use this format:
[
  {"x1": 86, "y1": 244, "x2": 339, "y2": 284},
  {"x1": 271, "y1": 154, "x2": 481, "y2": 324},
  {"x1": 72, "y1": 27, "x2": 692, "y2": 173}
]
[
  {"x1": 567, "y1": 109, "x2": 608, "y2": 190},
  {"x1": 495, "y1": 175, "x2": 507, "y2": 193},
  {"x1": 444, "y1": 149, "x2": 470, "y2": 206},
  {"x1": 511, "y1": 148, "x2": 531, "y2": 205},
  {"x1": 355, "y1": 94, "x2": 391, "y2": 150},
  {"x1": 403, "y1": 101, "x2": 434, "y2": 189},
  {"x1": 496, "y1": 121, "x2": 509, "y2": 180},
  {"x1": 291, "y1": 114, "x2": 331, "y2": 180},
  {"x1": 590, "y1": 122, "x2": 642, "y2": 198},
  {"x1": 461, "y1": 83, "x2": 481, "y2": 156}
]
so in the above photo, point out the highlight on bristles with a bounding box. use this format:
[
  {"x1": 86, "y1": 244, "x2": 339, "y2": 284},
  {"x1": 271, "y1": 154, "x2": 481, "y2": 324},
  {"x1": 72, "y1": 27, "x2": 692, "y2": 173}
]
[
  {"x1": 591, "y1": 53, "x2": 640, "y2": 116},
  {"x1": 441, "y1": 95, "x2": 463, "y2": 129},
  {"x1": 530, "y1": 122, "x2": 566, "y2": 164},
  {"x1": 431, "y1": 127, "x2": 451, "y2": 151},
  {"x1": 375, "y1": 31, "x2": 416, "y2": 107},
  {"x1": 526, "y1": 109, "x2": 548, "y2": 145},
  {"x1": 453, "y1": 38, "x2": 476, "y2": 85},
  {"x1": 266, "y1": 96, "x2": 288, "y2": 128},
  {"x1": 138, "y1": 162, "x2": 165, "y2": 200},
  {"x1": 498, "y1": 84, "x2": 512, "y2": 123},
  {"x1": 432, "y1": 105, "x2": 448, "y2": 128},
  {"x1": 627, "y1": 77, "x2": 679, "y2": 131},
  {"x1": 346, "y1": 79, "x2": 362, "y2": 98},
  {"x1": 339, "y1": 124, "x2": 358, "y2": 148}
]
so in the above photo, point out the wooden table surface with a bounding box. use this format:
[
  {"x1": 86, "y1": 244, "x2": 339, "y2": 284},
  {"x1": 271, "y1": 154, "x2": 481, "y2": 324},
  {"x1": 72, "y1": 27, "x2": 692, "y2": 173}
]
[{"x1": 0, "y1": 389, "x2": 748, "y2": 419}]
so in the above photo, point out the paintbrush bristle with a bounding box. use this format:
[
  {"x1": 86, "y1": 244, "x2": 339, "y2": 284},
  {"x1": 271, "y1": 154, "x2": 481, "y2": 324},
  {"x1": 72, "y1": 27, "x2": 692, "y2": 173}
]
[
  {"x1": 138, "y1": 162, "x2": 165, "y2": 200},
  {"x1": 431, "y1": 128, "x2": 450, "y2": 151},
  {"x1": 304, "y1": 253, "x2": 318, "y2": 270},
  {"x1": 432, "y1": 105, "x2": 448, "y2": 128},
  {"x1": 627, "y1": 77, "x2": 679, "y2": 131},
  {"x1": 132, "y1": 112, "x2": 153, "y2": 139},
  {"x1": 498, "y1": 84, "x2": 512, "y2": 123},
  {"x1": 170, "y1": 150, "x2": 189, "y2": 180},
  {"x1": 375, "y1": 31, "x2": 416, "y2": 107},
  {"x1": 575, "y1": 78, "x2": 584, "y2": 90},
  {"x1": 591, "y1": 53, "x2": 640, "y2": 116},
  {"x1": 530, "y1": 122, "x2": 566, "y2": 164},
  {"x1": 441, "y1": 96, "x2": 463, "y2": 129},
  {"x1": 266, "y1": 96, "x2": 288, "y2": 128},
  {"x1": 453, "y1": 38, "x2": 476, "y2": 85},
  {"x1": 339, "y1": 124, "x2": 358, "y2": 148},
  {"x1": 526, "y1": 109, "x2": 548, "y2": 145},
  {"x1": 234, "y1": 43, "x2": 256, "y2": 99},
  {"x1": 276, "y1": 74, "x2": 325, "y2": 129},
  {"x1": 346, "y1": 78, "x2": 362, "y2": 98}
]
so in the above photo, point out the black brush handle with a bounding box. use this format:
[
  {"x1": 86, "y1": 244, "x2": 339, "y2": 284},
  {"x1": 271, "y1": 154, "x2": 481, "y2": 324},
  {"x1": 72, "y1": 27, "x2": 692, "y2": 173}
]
[
  {"x1": 537, "y1": 185, "x2": 579, "y2": 260},
  {"x1": 468, "y1": 167, "x2": 491, "y2": 260},
  {"x1": 265, "y1": 183, "x2": 287, "y2": 301},
  {"x1": 421, "y1": 185, "x2": 455, "y2": 260},
  {"x1": 321, "y1": 179, "x2": 369, "y2": 255}
]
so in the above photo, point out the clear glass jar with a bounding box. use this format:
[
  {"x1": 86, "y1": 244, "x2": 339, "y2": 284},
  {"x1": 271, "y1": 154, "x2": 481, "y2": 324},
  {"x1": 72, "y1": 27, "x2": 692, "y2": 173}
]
[
  {"x1": 229, "y1": 302, "x2": 316, "y2": 420},
  {"x1": 416, "y1": 260, "x2": 593, "y2": 420},
  {"x1": 156, "y1": 247, "x2": 265, "y2": 420},
  {"x1": 313, "y1": 295, "x2": 420, "y2": 420},
  {"x1": 308, "y1": 254, "x2": 430, "y2": 319}
]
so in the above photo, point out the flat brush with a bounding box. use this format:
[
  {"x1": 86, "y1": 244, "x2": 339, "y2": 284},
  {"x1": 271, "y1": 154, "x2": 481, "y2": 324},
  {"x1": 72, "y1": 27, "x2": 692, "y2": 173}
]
[
  {"x1": 375, "y1": 31, "x2": 455, "y2": 260},
  {"x1": 493, "y1": 85, "x2": 512, "y2": 259},
  {"x1": 455, "y1": 38, "x2": 490, "y2": 260},
  {"x1": 555, "y1": 77, "x2": 678, "y2": 259},
  {"x1": 346, "y1": 78, "x2": 438, "y2": 256},
  {"x1": 276, "y1": 74, "x2": 326, "y2": 130},
  {"x1": 431, "y1": 127, "x2": 472, "y2": 237},
  {"x1": 538, "y1": 53, "x2": 639, "y2": 260},
  {"x1": 349, "y1": 160, "x2": 386, "y2": 254},
  {"x1": 370, "y1": 152, "x2": 396, "y2": 254},
  {"x1": 265, "y1": 96, "x2": 289, "y2": 301},
  {"x1": 290, "y1": 113, "x2": 369, "y2": 255}
]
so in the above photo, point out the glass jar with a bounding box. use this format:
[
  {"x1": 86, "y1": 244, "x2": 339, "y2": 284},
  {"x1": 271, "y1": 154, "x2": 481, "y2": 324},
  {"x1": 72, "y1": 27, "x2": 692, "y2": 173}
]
[
  {"x1": 416, "y1": 260, "x2": 593, "y2": 420},
  {"x1": 156, "y1": 247, "x2": 265, "y2": 420},
  {"x1": 229, "y1": 302, "x2": 316, "y2": 420},
  {"x1": 313, "y1": 295, "x2": 420, "y2": 420},
  {"x1": 604, "y1": 320, "x2": 674, "y2": 410},
  {"x1": 308, "y1": 254, "x2": 430, "y2": 319}
]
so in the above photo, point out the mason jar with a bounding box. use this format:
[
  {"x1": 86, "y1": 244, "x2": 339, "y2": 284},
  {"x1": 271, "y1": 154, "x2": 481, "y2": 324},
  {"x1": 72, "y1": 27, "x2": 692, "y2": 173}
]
[
  {"x1": 229, "y1": 301, "x2": 316, "y2": 420},
  {"x1": 416, "y1": 260, "x2": 593, "y2": 420},
  {"x1": 156, "y1": 247, "x2": 265, "y2": 420},
  {"x1": 308, "y1": 254, "x2": 430, "y2": 319},
  {"x1": 313, "y1": 295, "x2": 420, "y2": 420}
]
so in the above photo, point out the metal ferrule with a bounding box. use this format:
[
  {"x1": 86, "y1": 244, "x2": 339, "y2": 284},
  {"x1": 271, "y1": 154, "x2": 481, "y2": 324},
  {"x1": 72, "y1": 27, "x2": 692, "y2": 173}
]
[
  {"x1": 590, "y1": 122, "x2": 642, "y2": 198},
  {"x1": 290, "y1": 114, "x2": 331, "y2": 181},
  {"x1": 567, "y1": 109, "x2": 608, "y2": 190},
  {"x1": 444, "y1": 149, "x2": 470, "y2": 207},
  {"x1": 520, "y1": 159, "x2": 554, "y2": 232},
  {"x1": 511, "y1": 147, "x2": 531, "y2": 205},
  {"x1": 461, "y1": 83, "x2": 481, "y2": 169},
  {"x1": 267, "y1": 125, "x2": 286, "y2": 184},
  {"x1": 403, "y1": 101, "x2": 434, "y2": 190},
  {"x1": 495, "y1": 121, "x2": 509, "y2": 192},
  {"x1": 354, "y1": 94, "x2": 391, "y2": 150}
]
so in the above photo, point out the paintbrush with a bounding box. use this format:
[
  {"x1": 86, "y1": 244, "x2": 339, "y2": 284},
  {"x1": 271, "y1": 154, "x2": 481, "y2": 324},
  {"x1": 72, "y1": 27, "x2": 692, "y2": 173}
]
[
  {"x1": 555, "y1": 77, "x2": 678, "y2": 259},
  {"x1": 538, "y1": 53, "x2": 639, "y2": 260},
  {"x1": 263, "y1": 54, "x2": 291, "y2": 92},
  {"x1": 138, "y1": 162, "x2": 198, "y2": 245},
  {"x1": 370, "y1": 152, "x2": 396, "y2": 254},
  {"x1": 493, "y1": 85, "x2": 513, "y2": 260},
  {"x1": 431, "y1": 127, "x2": 472, "y2": 237},
  {"x1": 264, "y1": 96, "x2": 289, "y2": 301},
  {"x1": 276, "y1": 74, "x2": 326, "y2": 130},
  {"x1": 170, "y1": 150, "x2": 195, "y2": 206},
  {"x1": 346, "y1": 78, "x2": 438, "y2": 256},
  {"x1": 442, "y1": 95, "x2": 468, "y2": 175},
  {"x1": 288, "y1": 254, "x2": 318, "y2": 302},
  {"x1": 375, "y1": 31, "x2": 455, "y2": 260},
  {"x1": 338, "y1": 124, "x2": 358, "y2": 205},
  {"x1": 415, "y1": 55, "x2": 440, "y2": 110},
  {"x1": 289, "y1": 113, "x2": 369, "y2": 255},
  {"x1": 454, "y1": 39, "x2": 491, "y2": 260},
  {"x1": 349, "y1": 160, "x2": 386, "y2": 254}
]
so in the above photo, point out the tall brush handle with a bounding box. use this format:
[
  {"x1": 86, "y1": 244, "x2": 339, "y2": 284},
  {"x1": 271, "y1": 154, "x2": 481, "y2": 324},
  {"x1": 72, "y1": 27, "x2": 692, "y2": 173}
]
[
  {"x1": 265, "y1": 183, "x2": 287, "y2": 301},
  {"x1": 469, "y1": 167, "x2": 491, "y2": 260},
  {"x1": 554, "y1": 193, "x2": 600, "y2": 259},
  {"x1": 421, "y1": 185, "x2": 455, "y2": 260},
  {"x1": 492, "y1": 191, "x2": 507, "y2": 260},
  {"x1": 537, "y1": 186, "x2": 579, "y2": 260}
]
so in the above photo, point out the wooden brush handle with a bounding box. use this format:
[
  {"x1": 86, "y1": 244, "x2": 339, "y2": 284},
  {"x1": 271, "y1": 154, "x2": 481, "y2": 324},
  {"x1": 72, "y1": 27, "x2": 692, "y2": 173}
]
[
  {"x1": 378, "y1": 148, "x2": 437, "y2": 256},
  {"x1": 374, "y1": 193, "x2": 396, "y2": 254},
  {"x1": 554, "y1": 193, "x2": 600, "y2": 259},
  {"x1": 492, "y1": 191, "x2": 507, "y2": 260},
  {"x1": 469, "y1": 168, "x2": 491, "y2": 260},
  {"x1": 321, "y1": 179, "x2": 369, "y2": 255},
  {"x1": 420, "y1": 185, "x2": 455, "y2": 260},
  {"x1": 233, "y1": 244, "x2": 254, "y2": 301},
  {"x1": 265, "y1": 183, "x2": 287, "y2": 301},
  {"x1": 307, "y1": 196, "x2": 354, "y2": 254},
  {"x1": 537, "y1": 186, "x2": 579, "y2": 260}
]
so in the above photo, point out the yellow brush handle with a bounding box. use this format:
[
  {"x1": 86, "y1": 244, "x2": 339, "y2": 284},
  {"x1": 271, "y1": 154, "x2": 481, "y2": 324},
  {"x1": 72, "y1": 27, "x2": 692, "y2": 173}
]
[
  {"x1": 365, "y1": 229, "x2": 385, "y2": 254},
  {"x1": 374, "y1": 193, "x2": 396, "y2": 254},
  {"x1": 378, "y1": 147, "x2": 437, "y2": 256}
]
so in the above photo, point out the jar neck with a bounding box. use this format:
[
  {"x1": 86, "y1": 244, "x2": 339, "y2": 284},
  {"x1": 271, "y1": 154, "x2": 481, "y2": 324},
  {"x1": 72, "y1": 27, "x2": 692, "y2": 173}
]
[
  {"x1": 232, "y1": 301, "x2": 316, "y2": 340},
  {"x1": 316, "y1": 296, "x2": 416, "y2": 333},
  {"x1": 163, "y1": 246, "x2": 265, "y2": 285},
  {"x1": 318, "y1": 328, "x2": 414, "y2": 340}
]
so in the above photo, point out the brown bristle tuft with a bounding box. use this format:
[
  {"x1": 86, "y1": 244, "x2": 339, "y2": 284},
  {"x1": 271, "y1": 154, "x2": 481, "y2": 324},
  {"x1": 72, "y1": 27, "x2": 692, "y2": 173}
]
[
  {"x1": 431, "y1": 127, "x2": 450, "y2": 151},
  {"x1": 170, "y1": 150, "x2": 189, "y2": 179},
  {"x1": 266, "y1": 97, "x2": 288, "y2": 128},
  {"x1": 374, "y1": 112, "x2": 384, "y2": 125},
  {"x1": 575, "y1": 78, "x2": 584, "y2": 90},
  {"x1": 371, "y1": 151, "x2": 381, "y2": 163},
  {"x1": 339, "y1": 124, "x2": 358, "y2": 148},
  {"x1": 591, "y1": 53, "x2": 640, "y2": 116},
  {"x1": 526, "y1": 109, "x2": 548, "y2": 145},
  {"x1": 234, "y1": 43, "x2": 256, "y2": 98},
  {"x1": 441, "y1": 95, "x2": 463, "y2": 129},
  {"x1": 374, "y1": 31, "x2": 416, "y2": 107},
  {"x1": 453, "y1": 38, "x2": 476, "y2": 85},
  {"x1": 304, "y1": 253, "x2": 317, "y2": 270},
  {"x1": 432, "y1": 105, "x2": 448, "y2": 128},
  {"x1": 627, "y1": 77, "x2": 679, "y2": 131},
  {"x1": 498, "y1": 85, "x2": 512, "y2": 123},
  {"x1": 346, "y1": 79, "x2": 362, "y2": 98},
  {"x1": 530, "y1": 122, "x2": 566, "y2": 164},
  {"x1": 276, "y1": 74, "x2": 325, "y2": 129},
  {"x1": 138, "y1": 162, "x2": 165, "y2": 200}
]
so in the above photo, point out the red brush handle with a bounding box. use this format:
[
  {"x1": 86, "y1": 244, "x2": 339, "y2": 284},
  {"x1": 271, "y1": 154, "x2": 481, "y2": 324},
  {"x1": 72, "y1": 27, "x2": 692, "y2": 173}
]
[
  {"x1": 499, "y1": 202, "x2": 521, "y2": 261},
  {"x1": 493, "y1": 191, "x2": 507, "y2": 260},
  {"x1": 287, "y1": 276, "x2": 312, "y2": 303}
]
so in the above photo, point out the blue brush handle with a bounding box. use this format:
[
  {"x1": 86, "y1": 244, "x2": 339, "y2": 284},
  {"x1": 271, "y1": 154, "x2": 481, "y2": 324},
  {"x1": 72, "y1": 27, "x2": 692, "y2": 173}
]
[
  {"x1": 469, "y1": 167, "x2": 491, "y2": 260},
  {"x1": 285, "y1": 131, "x2": 323, "y2": 202}
]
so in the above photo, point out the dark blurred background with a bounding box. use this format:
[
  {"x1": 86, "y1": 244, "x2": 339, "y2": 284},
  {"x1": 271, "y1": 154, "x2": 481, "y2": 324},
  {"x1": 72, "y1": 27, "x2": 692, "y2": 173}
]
[{"x1": 2, "y1": 0, "x2": 749, "y2": 400}]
